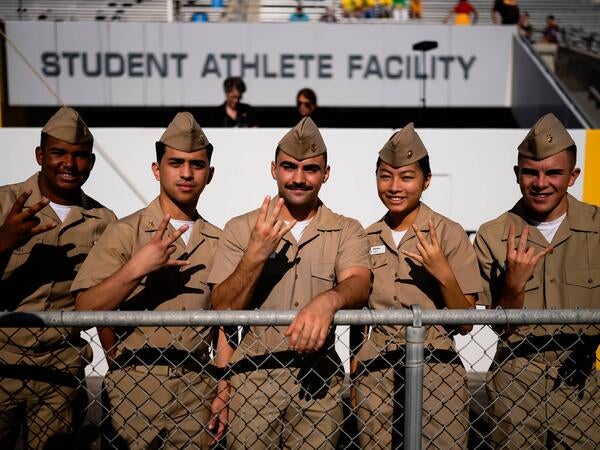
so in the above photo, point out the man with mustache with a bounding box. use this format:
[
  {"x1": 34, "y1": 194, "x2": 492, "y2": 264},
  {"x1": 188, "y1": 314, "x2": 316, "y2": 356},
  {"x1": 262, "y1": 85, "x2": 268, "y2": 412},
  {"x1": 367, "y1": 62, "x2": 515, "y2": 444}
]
[
  {"x1": 0, "y1": 107, "x2": 116, "y2": 448},
  {"x1": 209, "y1": 117, "x2": 370, "y2": 449},
  {"x1": 72, "y1": 112, "x2": 228, "y2": 448},
  {"x1": 474, "y1": 113, "x2": 599, "y2": 448}
]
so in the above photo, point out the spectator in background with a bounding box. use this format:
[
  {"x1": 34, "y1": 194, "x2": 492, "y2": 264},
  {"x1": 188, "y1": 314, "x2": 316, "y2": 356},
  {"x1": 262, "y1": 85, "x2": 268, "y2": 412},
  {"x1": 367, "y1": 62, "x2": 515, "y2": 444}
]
[
  {"x1": 542, "y1": 15, "x2": 560, "y2": 43},
  {"x1": 320, "y1": 6, "x2": 337, "y2": 22},
  {"x1": 214, "y1": 77, "x2": 257, "y2": 127},
  {"x1": 296, "y1": 88, "x2": 318, "y2": 120},
  {"x1": 518, "y1": 11, "x2": 534, "y2": 41},
  {"x1": 444, "y1": 0, "x2": 478, "y2": 25},
  {"x1": 492, "y1": 0, "x2": 519, "y2": 25},
  {"x1": 392, "y1": 0, "x2": 408, "y2": 22},
  {"x1": 290, "y1": 4, "x2": 310, "y2": 21},
  {"x1": 409, "y1": 0, "x2": 422, "y2": 19}
]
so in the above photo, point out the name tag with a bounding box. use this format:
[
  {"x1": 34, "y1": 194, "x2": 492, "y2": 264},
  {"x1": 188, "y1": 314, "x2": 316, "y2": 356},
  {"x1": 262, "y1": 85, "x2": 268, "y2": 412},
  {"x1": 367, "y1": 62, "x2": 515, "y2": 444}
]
[{"x1": 369, "y1": 245, "x2": 385, "y2": 255}]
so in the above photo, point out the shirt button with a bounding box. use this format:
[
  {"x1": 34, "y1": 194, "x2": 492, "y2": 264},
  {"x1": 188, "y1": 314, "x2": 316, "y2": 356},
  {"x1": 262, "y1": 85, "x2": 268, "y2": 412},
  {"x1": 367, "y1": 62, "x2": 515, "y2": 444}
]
[
  {"x1": 294, "y1": 302, "x2": 299, "y2": 307},
  {"x1": 550, "y1": 278, "x2": 556, "y2": 283},
  {"x1": 295, "y1": 274, "x2": 298, "y2": 279},
  {"x1": 393, "y1": 295, "x2": 398, "y2": 301},
  {"x1": 588, "y1": 278, "x2": 593, "y2": 284},
  {"x1": 395, "y1": 272, "x2": 399, "y2": 278},
  {"x1": 329, "y1": 274, "x2": 334, "y2": 280}
]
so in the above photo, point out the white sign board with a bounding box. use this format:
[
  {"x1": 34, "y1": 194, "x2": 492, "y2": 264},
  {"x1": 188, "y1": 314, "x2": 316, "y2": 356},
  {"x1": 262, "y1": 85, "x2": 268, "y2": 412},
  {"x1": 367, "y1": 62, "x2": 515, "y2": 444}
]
[{"x1": 5, "y1": 22, "x2": 514, "y2": 107}]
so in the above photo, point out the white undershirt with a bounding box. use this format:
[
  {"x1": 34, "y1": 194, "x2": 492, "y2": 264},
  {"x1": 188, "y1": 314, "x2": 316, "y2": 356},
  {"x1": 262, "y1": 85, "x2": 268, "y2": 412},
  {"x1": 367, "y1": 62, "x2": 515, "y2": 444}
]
[
  {"x1": 290, "y1": 219, "x2": 312, "y2": 242},
  {"x1": 391, "y1": 229, "x2": 407, "y2": 247},
  {"x1": 169, "y1": 219, "x2": 195, "y2": 245},
  {"x1": 49, "y1": 202, "x2": 73, "y2": 223},
  {"x1": 528, "y1": 213, "x2": 566, "y2": 243}
]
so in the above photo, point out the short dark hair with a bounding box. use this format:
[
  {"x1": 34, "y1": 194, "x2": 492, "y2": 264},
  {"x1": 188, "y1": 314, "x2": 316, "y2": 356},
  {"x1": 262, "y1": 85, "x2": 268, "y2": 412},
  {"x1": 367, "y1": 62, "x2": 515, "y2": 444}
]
[
  {"x1": 274, "y1": 146, "x2": 328, "y2": 167},
  {"x1": 155, "y1": 141, "x2": 214, "y2": 163},
  {"x1": 376, "y1": 155, "x2": 431, "y2": 178},
  {"x1": 40, "y1": 131, "x2": 93, "y2": 151},
  {"x1": 223, "y1": 77, "x2": 246, "y2": 94},
  {"x1": 297, "y1": 88, "x2": 317, "y2": 106}
]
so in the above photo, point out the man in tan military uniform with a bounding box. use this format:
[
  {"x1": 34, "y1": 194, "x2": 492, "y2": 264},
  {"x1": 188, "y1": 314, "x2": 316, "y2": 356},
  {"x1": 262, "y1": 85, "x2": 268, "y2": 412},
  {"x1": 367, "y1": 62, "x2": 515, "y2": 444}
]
[
  {"x1": 0, "y1": 107, "x2": 116, "y2": 448},
  {"x1": 474, "y1": 113, "x2": 599, "y2": 449},
  {"x1": 208, "y1": 117, "x2": 370, "y2": 449},
  {"x1": 354, "y1": 123, "x2": 481, "y2": 449},
  {"x1": 72, "y1": 112, "x2": 227, "y2": 449}
]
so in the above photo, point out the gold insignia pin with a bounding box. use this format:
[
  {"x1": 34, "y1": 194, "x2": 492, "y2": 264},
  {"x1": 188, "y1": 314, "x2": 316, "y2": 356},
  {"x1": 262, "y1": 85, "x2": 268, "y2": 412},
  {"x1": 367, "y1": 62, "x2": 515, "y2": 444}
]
[
  {"x1": 407, "y1": 150, "x2": 413, "y2": 159},
  {"x1": 199, "y1": 136, "x2": 206, "y2": 145},
  {"x1": 148, "y1": 220, "x2": 155, "y2": 228},
  {"x1": 546, "y1": 134, "x2": 553, "y2": 143},
  {"x1": 311, "y1": 143, "x2": 317, "y2": 152}
]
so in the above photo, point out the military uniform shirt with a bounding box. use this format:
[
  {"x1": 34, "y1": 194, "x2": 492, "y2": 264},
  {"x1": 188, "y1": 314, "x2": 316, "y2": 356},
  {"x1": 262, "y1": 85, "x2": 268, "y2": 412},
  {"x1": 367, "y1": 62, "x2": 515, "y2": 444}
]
[
  {"x1": 362, "y1": 203, "x2": 481, "y2": 356},
  {"x1": 0, "y1": 173, "x2": 116, "y2": 351},
  {"x1": 71, "y1": 197, "x2": 221, "y2": 357},
  {"x1": 474, "y1": 194, "x2": 600, "y2": 341},
  {"x1": 208, "y1": 197, "x2": 370, "y2": 349}
]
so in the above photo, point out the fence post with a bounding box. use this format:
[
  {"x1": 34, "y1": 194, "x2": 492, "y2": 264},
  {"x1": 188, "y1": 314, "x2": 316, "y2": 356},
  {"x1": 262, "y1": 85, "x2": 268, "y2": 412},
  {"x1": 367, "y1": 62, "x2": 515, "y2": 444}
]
[{"x1": 404, "y1": 304, "x2": 425, "y2": 450}]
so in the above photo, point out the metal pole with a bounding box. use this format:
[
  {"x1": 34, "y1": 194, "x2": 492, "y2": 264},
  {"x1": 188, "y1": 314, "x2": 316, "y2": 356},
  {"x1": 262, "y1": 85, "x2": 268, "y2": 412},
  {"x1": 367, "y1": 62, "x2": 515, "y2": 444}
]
[{"x1": 404, "y1": 305, "x2": 425, "y2": 450}]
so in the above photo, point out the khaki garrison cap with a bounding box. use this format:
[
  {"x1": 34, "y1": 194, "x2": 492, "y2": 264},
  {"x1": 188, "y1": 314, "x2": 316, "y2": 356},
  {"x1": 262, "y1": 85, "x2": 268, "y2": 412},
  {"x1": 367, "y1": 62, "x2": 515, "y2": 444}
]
[
  {"x1": 378, "y1": 122, "x2": 427, "y2": 168},
  {"x1": 42, "y1": 106, "x2": 93, "y2": 145},
  {"x1": 517, "y1": 113, "x2": 576, "y2": 160},
  {"x1": 159, "y1": 112, "x2": 210, "y2": 152},
  {"x1": 278, "y1": 117, "x2": 326, "y2": 161}
]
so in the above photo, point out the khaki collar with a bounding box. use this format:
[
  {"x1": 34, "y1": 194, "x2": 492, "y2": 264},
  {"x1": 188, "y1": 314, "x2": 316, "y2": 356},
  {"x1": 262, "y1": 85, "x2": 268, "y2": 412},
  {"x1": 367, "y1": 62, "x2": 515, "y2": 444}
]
[
  {"x1": 141, "y1": 196, "x2": 219, "y2": 239},
  {"x1": 503, "y1": 194, "x2": 596, "y2": 247},
  {"x1": 21, "y1": 172, "x2": 102, "y2": 221},
  {"x1": 367, "y1": 202, "x2": 434, "y2": 252}
]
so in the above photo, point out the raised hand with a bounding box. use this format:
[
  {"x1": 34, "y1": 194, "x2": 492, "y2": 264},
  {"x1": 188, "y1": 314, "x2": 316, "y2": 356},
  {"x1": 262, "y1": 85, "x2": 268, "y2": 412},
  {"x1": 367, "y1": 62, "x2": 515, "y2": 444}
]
[
  {"x1": 246, "y1": 196, "x2": 296, "y2": 263},
  {"x1": 0, "y1": 190, "x2": 56, "y2": 253},
  {"x1": 503, "y1": 225, "x2": 552, "y2": 305},
  {"x1": 402, "y1": 220, "x2": 453, "y2": 283},
  {"x1": 127, "y1": 214, "x2": 190, "y2": 279}
]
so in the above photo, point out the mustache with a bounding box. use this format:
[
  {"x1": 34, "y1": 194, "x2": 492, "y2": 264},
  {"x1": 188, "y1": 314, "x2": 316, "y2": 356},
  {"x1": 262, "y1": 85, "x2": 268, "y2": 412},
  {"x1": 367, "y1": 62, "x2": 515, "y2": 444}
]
[{"x1": 285, "y1": 183, "x2": 312, "y2": 191}]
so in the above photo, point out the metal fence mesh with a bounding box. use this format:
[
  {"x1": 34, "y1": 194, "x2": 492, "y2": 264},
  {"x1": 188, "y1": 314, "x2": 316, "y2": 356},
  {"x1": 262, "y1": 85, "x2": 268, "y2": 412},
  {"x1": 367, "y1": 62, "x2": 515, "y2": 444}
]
[{"x1": 0, "y1": 310, "x2": 598, "y2": 450}]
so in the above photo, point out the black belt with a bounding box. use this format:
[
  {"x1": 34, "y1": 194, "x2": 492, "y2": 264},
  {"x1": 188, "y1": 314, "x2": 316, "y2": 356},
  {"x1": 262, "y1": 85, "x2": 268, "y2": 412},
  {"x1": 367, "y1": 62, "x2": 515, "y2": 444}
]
[
  {"x1": 228, "y1": 350, "x2": 343, "y2": 375},
  {"x1": 112, "y1": 348, "x2": 225, "y2": 380},
  {"x1": 357, "y1": 347, "x2": 462, "y2": 374},
  {"x1": 501, "y1": 333, "x2": 588, "y2": 360},
  {"x1": 0, "y1": 364, "x2": 81, "y2": 388}
]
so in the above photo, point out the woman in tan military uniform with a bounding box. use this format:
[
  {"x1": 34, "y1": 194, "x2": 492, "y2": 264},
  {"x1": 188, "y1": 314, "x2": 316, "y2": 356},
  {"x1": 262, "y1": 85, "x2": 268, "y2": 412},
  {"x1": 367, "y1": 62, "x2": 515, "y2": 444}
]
[{"x1": 354, "y1": 123, "x2": 481, "y2": 449}]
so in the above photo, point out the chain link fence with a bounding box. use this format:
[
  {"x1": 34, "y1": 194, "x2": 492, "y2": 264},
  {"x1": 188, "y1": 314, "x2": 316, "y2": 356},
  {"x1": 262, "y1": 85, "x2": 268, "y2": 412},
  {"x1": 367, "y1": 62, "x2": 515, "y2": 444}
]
[{"x1": 0, "y1": 309, "x2": 598, "y2": 449}]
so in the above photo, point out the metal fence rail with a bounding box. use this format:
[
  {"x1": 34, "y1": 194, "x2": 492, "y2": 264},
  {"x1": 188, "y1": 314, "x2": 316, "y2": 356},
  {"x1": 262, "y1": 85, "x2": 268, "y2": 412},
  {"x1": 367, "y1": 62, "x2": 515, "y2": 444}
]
[{"x1": 0, "y1": 309, "x2": 598, "y2": 450}]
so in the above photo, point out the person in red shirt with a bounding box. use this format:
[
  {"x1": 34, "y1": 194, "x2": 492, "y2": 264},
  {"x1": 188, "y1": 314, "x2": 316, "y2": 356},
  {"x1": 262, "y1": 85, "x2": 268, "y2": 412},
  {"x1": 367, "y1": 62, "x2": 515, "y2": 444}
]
[{"x1": 444, "y1": 0, "x2": 478, "y2": 25}]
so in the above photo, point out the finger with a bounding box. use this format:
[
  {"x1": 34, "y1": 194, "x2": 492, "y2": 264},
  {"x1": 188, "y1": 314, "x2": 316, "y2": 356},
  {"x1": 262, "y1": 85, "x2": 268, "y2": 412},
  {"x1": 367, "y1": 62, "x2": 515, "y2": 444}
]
[
  {"x1": 285, "y1": 319, "x2": 303, "y2": 350},
  {"x1": 215, "y1": 417, "x2": 226, "y2": 442},
  {"x1": 412, "y1": 224, "x2": 429, "y2": 249},
  {"x1": 316, "y1": 324, "x2": 329, "y2": 351},
  {"x1": 517, "y1": 226, "x2": 529, "y2": 254},
  {"x1": 428, "y1": 220, "x2": 441, "y2": 248},
  {"x1": 165, "y1": 259, "x2": 191, "y2": 267},
  {"x1": 507, "y1": 225, "x2": 516, "y2": 257},
  {"x1": 279, "y1": 219, "x2": 296, "y2": 238},
  {"x1": 401, "y1": 250, "x2": 423, "y2": 263},
  {"x1": 257, "y1": 196, "x2": 271, "y2": 223},
  {"x1": 297, "y1": 325, "x2": 315, "y2": 353},
  {"x1": 533, "y1": 245, "x2": 554, "y2": 263},
  {"x1": 415, "y1": 242, "x2": 427, "y2": 258},
  {"x1": 10, "y1": 190, "x2": 32, "y2": 215},
  {"x1": 29, "y1": 222, "x2": 57, "y2": 236},
  {"x1": 155, "y1": 214, "x2": 171, "y2": 241},
  {"x1": 166, "y1": 224, "x2": 189, "y2": 245},
  {"x1": 21, "y1": 197, "x2": 51, "y2": 218},
  {"x1": 268, "y1": 197, "x2": 285, "y2": 226}
]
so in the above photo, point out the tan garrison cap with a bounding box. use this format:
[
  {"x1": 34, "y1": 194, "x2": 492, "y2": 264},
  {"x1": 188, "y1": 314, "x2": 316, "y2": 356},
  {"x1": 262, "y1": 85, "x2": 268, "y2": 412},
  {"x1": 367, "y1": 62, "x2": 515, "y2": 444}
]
[
  {"x1": 517, "y1": 113, "x2": 575, "y2": 160},
  {"x1": 277, "y1": 117, "x2": 326, "y2": 161},
  {"x1": 42, "y1": 107, "x2": 93, "y2": 144},
  {"x1": 159, "y1": 112, "x2": 210, "y2": 152},
  {"x1": 378, "y1": 123, "x2": 428, "y2": 168}
]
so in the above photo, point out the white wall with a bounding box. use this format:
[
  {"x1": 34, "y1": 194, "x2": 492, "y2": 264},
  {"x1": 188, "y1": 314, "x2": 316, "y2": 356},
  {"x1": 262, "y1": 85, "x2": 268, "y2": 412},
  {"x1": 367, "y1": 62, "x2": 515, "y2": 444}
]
[{"x1": 0, "y1": 127, "x2": 588, "y2": 374}]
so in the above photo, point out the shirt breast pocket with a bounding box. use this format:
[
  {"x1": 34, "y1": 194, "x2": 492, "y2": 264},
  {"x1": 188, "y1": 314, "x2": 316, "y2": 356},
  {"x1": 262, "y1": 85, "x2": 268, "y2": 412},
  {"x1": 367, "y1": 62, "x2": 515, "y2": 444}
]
[
  {"x1": 564, "y1": 266, "x2": 600, "y2": 308},
  {"x1": 311, "y1": 262, "x2": 335, "y2": 297}
]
